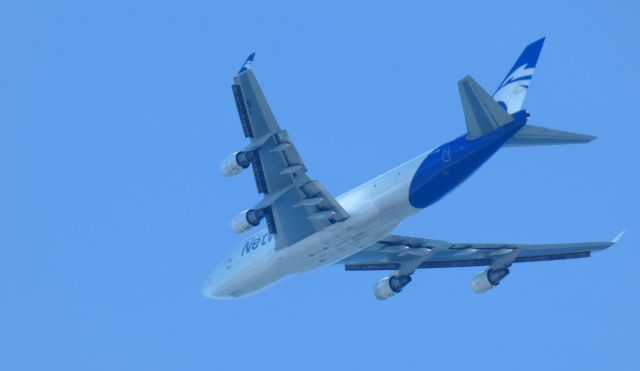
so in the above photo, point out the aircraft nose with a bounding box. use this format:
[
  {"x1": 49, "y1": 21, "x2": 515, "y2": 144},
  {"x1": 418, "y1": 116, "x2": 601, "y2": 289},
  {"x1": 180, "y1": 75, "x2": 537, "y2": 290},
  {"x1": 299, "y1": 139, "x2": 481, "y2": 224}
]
[
  {"x1": 202, "y1": 275, "x2": 233, "y2": 299},
  {"x1": 202, "y1": 279, "x2": 224, "y2": 298},
  {"x1": 202, "y1": 278, "x2": 216, "y2": 298}
]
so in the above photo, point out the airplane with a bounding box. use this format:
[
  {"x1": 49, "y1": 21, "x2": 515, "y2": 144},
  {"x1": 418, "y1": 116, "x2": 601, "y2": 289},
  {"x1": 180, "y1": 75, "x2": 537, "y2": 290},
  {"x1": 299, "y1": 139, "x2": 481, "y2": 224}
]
[{"x1": 203, "y1": 38, "x2": 621, "y2": 300}]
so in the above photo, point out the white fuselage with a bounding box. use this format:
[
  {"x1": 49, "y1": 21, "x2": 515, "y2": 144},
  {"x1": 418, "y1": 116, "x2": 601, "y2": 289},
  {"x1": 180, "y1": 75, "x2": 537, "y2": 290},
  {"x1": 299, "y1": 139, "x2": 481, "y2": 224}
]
[{"x1": 202, "y1": 151, "x2": 431, "y2": 299}]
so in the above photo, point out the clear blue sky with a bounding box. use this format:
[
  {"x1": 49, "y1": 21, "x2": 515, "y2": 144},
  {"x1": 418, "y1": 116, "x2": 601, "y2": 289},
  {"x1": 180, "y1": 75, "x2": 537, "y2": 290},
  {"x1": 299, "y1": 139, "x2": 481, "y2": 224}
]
[{"x1": 1, "y1": 1, "x2": 638, "y2": 370}]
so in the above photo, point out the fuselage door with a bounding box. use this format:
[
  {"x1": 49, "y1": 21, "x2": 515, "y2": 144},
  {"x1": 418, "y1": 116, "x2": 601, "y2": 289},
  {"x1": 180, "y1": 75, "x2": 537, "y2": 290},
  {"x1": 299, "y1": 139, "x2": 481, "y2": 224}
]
[{"x1": 442, "y1": 145, "x2": 451, "y2": 162}]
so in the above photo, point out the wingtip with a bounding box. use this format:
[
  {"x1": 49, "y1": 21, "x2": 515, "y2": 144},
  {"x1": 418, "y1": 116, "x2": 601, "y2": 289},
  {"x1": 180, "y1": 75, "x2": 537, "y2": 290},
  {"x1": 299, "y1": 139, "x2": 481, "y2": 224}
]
[
  {"x1": 237, "y1": 52, "x2": 256, "y2": 74},
  {"x1": 569, "y1": 132, "x2": 596, "y2": 144},
  {"x1": 612, "y1": 230, "x2": 626, "y2": 244}
]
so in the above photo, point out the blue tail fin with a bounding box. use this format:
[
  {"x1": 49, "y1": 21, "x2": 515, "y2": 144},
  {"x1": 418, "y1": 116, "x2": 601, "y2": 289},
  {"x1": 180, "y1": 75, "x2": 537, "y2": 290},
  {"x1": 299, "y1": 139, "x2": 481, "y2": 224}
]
[{"x1": 493, "y1": 38, "x2": 545, "y2": 114}]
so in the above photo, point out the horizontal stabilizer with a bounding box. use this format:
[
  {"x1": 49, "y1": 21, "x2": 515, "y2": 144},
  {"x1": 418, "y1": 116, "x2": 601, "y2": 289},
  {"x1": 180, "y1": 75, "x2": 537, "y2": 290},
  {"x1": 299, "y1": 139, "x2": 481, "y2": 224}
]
[
  {"x1": 505, "y1": 124, "x2": 596, "y2": 147},
  {"x1": 459, "y1": 76, "x2": 514, "y2": 139}
]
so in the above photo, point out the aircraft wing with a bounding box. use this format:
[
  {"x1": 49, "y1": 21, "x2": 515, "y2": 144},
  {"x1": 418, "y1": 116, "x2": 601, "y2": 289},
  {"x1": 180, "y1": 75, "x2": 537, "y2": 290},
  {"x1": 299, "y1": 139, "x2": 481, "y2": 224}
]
[
  {"x1": 341, "y1": 232, "x2": 622, "y2": 272},
  {"x1": 230, "y1": 54, "x2": 349, "y2": 247}
]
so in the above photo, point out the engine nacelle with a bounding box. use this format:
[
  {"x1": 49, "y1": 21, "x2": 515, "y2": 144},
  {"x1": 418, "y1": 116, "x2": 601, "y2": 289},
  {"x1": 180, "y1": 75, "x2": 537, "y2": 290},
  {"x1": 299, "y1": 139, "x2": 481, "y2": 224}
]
[
  {"x1": 230, "y1": 209, "x2": 265, "y2": 234},
  {"x1": 470, "y1": 267, "x2": 510, "y2": 294},
  {"x1": 220, "y1": 151, "x2": 253, "y2": 177},
  {"x1": 373, "y1": 275, "x2": 412, "y2": 300}
]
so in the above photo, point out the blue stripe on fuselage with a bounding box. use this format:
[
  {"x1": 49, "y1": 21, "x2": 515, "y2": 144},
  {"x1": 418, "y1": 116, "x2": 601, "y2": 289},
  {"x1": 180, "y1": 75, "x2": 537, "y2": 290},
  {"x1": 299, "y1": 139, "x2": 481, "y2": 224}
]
[{"x1": 409, "y1": 116, "x2": 526, "y2": 209}]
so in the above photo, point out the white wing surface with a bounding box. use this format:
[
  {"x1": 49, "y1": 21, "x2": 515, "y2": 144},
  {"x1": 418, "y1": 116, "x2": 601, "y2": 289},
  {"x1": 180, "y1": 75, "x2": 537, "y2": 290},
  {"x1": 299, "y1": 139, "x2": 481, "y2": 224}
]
[{"x1": 230, "y1": 54, "x2": 348, "y2": 248}]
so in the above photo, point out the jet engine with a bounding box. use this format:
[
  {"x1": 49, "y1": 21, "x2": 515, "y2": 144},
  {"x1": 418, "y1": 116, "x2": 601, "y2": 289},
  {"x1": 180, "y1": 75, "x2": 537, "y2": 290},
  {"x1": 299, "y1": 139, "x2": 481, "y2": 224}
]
[
  {"x1": 470, "y1": 267, "x2": 510, "y2": 294},
  {"x1": 373, "y1": 275, "x2": 412, "y2": 300},
  {"x1": 230, "y1": 209, "x2": 265, "y2": 234},
  {"x1": 220, "y1": 151, "x2": 253, "y2": 177}
]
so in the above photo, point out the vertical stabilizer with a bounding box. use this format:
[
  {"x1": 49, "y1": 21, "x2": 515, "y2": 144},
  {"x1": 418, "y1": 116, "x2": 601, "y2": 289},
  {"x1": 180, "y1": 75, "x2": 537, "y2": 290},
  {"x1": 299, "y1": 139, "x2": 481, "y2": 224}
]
[{"x1": 493, "y1": 38, "x2": 545, "y2": 113}]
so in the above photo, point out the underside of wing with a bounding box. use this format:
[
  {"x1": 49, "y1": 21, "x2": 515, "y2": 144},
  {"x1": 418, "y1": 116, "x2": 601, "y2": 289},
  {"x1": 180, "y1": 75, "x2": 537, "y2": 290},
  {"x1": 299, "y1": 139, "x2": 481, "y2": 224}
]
[
  {"x1": 225, "y1": 55, "x2": 348, "y2": 248},
  {"x1": 341, "y1": 233, "x2": 620, "y2": 271},
  {"x1": 342, "y1": 232, "x2": 621, "y2": 299}
]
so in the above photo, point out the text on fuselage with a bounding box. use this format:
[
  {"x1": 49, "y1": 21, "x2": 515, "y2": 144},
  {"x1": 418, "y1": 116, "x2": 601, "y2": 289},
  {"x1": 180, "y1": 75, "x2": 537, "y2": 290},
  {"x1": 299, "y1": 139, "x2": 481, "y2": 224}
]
[{"x1": 241, "y1": 232, "x2": 273, "y2": 256}]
